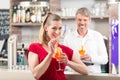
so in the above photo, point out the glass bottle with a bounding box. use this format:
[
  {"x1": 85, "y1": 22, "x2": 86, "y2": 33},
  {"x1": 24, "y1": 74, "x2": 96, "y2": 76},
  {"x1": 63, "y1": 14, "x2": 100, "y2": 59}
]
[
  {"x1": 16, "y1": 5, "x2": 21, "y2": 23},
  {"x1": 13, "y1": 6, "x2": 17, "y2": 23},
  {"x1": 20, "y1": 6, "x2": 25, "y2": 23},
  {"x1": 36, "y1": 7, "x2": 41, "y2": 23},
  {"x1": 30, "y1": 7, "x2": 36, "y2": 23},
  {"x1": 25, "y1": 8, "x2": 30, "y2": 23}
]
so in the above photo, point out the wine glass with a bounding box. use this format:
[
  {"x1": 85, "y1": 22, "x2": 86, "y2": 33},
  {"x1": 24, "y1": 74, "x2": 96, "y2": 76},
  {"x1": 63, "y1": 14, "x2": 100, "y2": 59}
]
[
  {"x1": 54, "y1": 46, "x2": 64, "y2": 71},
  {"x1": 78, "y1": 45, "x2": 85, "y2": 56}
]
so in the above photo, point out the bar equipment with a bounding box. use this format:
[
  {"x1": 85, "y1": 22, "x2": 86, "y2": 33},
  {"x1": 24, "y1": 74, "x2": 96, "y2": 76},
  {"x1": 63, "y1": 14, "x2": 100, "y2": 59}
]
[{"x1": 8, "y1": 35, "x2": 17, "y2": 70}]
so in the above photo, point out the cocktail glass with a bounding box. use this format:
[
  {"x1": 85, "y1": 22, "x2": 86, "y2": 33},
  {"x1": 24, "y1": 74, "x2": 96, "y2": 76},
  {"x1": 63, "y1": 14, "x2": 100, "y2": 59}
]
[
  {"x1": 54, "y1": 46, "x2": 63, "y2": 71},
  {"x1": 78, "y1": 46, "x2": 85, "y2": 56}
]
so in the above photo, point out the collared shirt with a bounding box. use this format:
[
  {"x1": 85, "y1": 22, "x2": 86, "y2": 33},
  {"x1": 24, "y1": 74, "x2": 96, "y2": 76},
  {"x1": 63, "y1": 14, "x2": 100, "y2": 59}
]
[{"x1": 63, "y1": 29, "x2": 108, "y2": 73}]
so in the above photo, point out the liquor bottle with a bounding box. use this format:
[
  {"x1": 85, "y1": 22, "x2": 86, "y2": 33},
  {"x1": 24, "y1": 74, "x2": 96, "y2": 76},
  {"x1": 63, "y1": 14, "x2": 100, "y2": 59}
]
[
  {"x1": 36, "y1": 7, "x2": 41, "y2": 23},
  {"x1": 20, "y1": 6, "x2": 25, "y2": 23},
  {"x1": 30, "y1": 7, "x2": 36, "y2": 23},
  {"x1": 25, "y1": 8, "x2": 30, "y2": 23},
  {"x1": 17, "y1": 51, "x2": 21, "y2": 65},
  {"x1": 21, "y1": 43, "x2": 24, "y2": 53},
  {"x1": 16, "y1": 5, "x2": 21, "y2": 23},
  {"x1": 20, "y1": 43, "x2": 25, "y2": 65},
  {"x1": 12, "y1": 6, "x2": 17, "y2": 23}
]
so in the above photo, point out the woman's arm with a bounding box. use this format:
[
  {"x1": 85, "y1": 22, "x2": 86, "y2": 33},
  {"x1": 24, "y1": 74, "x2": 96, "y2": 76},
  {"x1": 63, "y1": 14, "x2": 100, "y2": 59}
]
[
  {"x1": 28, "y1": 51, "x2": 53, "y2": 79},
  {"x1": 67, "y1": 54, "x2": 89, "y2": 75},
  {"x1": 28, "y1": 38, "x2": 58, "y2": 79}
]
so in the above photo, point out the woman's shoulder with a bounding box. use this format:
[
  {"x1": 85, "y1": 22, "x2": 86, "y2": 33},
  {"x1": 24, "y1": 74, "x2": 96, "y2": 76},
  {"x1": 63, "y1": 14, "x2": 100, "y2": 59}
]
[
  {"x1": 29, "y1": 42, "x2": 42, "y2": 48},
  {"x1": 59, "y1": 44, "x2": 72, "y2": 51}
]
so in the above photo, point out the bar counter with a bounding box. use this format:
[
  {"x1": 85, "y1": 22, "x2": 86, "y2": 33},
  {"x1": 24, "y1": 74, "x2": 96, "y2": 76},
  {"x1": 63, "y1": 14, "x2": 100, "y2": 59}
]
[
  {"x1": 0, "y1": 69, "x2": 120, "y2": 80},
  {"x1": 65, "y1": 71, "x2": 120, "y2": 80}
]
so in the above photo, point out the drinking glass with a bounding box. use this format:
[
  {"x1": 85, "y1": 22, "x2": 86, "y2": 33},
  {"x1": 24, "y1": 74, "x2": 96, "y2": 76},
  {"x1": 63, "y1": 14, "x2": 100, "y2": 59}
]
[
  {"x1": 54, "y1": 47, "x2": 63, "y2": 71},
  {"x1": 78, "y1": 46, "x2": 85, "y2": 56}
]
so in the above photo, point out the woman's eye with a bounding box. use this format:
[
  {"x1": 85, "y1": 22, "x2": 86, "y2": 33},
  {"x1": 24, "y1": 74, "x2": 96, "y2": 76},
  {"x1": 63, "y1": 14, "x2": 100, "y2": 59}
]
[
  {"x1": 59, "y1": 27, "x2": 62, "y2": 30},
  {"x1": 52, "y1": 27, "x2": 62, "y2": 30},
  {"x1": 52, "y1": 27, "x2": 57, "y2": 30}
]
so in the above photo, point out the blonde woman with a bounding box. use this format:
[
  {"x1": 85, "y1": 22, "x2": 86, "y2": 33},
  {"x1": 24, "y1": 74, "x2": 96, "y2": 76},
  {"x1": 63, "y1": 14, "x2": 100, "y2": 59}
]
[{"x1": 28, "y1": 13, "x2": 89, "y2": 80}]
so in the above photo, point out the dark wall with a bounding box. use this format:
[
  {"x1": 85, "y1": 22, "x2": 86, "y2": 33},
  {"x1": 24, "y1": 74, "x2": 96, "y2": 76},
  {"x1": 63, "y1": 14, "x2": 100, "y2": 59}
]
[{"x1": 0, "y1": 9, "x2": 9, "y2": 40}]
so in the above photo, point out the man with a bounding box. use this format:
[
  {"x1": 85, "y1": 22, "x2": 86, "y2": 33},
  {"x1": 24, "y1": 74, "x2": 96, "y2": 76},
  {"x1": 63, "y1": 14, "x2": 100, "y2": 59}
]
[{"x1": 63, "y1": 7, "x2": 108, "y2": 73}]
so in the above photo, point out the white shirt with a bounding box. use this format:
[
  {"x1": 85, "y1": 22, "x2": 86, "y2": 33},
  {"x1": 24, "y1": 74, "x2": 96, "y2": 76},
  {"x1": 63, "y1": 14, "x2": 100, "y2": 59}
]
[{"x1": 63, "y1": 29, "x2": 108, "y2": 73}]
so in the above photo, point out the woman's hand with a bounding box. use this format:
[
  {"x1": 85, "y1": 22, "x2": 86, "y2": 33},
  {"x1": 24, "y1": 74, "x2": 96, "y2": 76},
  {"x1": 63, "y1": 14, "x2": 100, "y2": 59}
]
[
  {"x1": 59, "y1": 52, "x2": 69, "y2": 64},
  {"x1": 48, "y1": 38, "x2": 58, "y2": 55}
]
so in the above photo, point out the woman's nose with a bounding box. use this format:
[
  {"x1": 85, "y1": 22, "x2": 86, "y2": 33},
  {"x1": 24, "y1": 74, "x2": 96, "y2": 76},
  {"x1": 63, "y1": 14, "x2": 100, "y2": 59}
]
[{"x1": 55, "y1": 29, "x2": 61, "y2": 34}]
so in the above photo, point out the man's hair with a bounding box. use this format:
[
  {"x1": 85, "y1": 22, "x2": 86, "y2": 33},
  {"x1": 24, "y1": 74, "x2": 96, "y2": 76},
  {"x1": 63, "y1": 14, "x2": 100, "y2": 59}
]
[{"x1": 76, "y1": 7, "x2": 91, "y2": 18}]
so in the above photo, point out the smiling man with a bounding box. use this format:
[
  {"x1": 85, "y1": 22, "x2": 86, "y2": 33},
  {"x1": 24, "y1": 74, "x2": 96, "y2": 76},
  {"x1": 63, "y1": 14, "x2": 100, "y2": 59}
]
[{"x1": 63, "y1": 7, "x2": 108, "y2": 73}]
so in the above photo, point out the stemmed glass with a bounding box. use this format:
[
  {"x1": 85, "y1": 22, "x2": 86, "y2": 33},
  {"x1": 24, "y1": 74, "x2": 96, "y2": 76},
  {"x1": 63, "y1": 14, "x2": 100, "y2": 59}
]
[
  {"x1": 78, "y1": 45, "x2": 85, "y2": 56},
  {"x1": 54, "y1": 44, "x2": 63, "y2": 71}
]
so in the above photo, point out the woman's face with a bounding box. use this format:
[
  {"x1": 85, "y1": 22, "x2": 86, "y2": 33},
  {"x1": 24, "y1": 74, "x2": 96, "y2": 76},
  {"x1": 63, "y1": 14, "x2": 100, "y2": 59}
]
[{"x1": 45, "y1": 20, "x2": 62, "y2": 40}]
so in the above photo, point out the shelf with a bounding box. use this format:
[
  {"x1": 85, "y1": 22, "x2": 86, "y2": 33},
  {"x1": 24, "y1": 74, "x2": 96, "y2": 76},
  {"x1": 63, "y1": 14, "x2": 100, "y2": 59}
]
[
  {"x1": 17, "y1": 47, "x2": 28, "y2": 50},
  {"x1": 61, "y1": 15, "x2": 109, "y2": 20},
  {"x1": 0, "y1": 58, "x2": 8, "y2": 61},
  {"x1": 91, "y1": 15, "x2": 109, "y2": 19},
  {"x1": 11, "y1": 23, "x2": 41, "y2": 26},
  {"x1": 61, "y1": 16, "x2": 75, "y2": 20}
]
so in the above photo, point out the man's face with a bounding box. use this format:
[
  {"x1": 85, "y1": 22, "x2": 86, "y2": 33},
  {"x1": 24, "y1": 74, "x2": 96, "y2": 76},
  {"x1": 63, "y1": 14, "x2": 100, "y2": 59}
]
[{"x1": 75, "y1": 13, "x2": 91, "y2": 33}]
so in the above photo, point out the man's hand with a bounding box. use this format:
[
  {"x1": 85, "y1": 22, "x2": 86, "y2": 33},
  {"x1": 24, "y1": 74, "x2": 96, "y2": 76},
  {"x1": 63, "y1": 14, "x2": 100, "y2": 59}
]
[{"x1": 80, "y1": 54, "x2": 91, "y2": 61}]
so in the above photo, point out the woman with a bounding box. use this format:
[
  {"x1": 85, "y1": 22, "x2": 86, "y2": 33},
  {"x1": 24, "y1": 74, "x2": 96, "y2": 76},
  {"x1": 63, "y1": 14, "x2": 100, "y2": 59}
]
[{"x1": 27, "y1": 13, "x2": 89, "y2": 80}]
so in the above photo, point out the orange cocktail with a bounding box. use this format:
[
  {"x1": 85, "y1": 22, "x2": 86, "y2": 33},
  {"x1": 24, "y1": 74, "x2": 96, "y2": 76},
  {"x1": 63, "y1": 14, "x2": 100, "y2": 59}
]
[
  {"x1": 54, "y1": 47, "x2": 63, "y2": 61},
  {"x1": 54, "y1": 43, "x2": 64, "y2": 71},
  {"x1": 79, "y1": 46, "x2": 85, "y2": 56}
]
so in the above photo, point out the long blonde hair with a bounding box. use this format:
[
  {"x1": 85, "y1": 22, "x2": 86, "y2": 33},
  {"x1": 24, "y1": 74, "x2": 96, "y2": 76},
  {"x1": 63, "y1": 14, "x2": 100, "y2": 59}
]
[{"x1": 39, "y1": 13, "x2": 61, "y2": 45}]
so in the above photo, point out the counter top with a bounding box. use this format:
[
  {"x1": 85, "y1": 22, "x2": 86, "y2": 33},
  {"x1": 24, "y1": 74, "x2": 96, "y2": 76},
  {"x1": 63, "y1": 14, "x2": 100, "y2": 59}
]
[
  {"x1": 65, "y1": 71, "x2": 120, "y2": 80},
  {"x1": 0, "y1": 69, "x2": 120, "y2": 80},
  {"x1": 0, "y1": 69, "x2": 35, "y2": 80}
]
